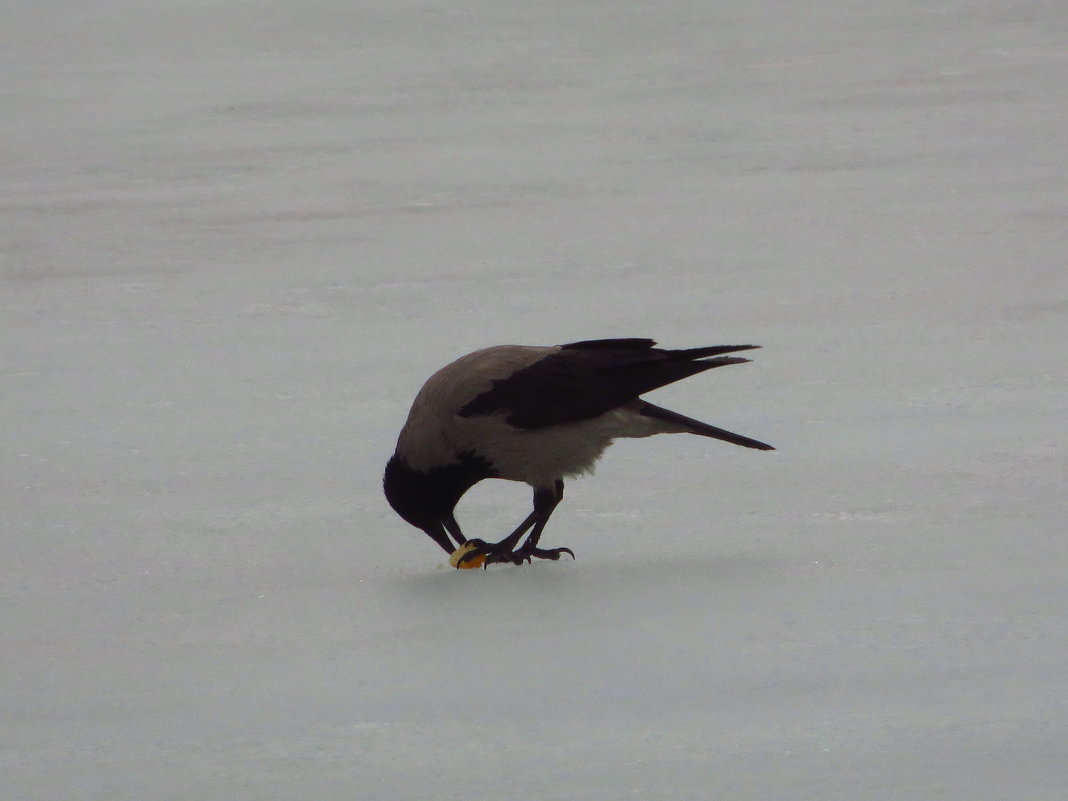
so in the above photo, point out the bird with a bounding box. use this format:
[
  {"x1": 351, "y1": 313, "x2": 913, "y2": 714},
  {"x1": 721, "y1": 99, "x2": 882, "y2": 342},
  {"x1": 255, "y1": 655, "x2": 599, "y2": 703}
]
[{"x1": 383, "y1": 338, "x2": 773, "y2": 567}]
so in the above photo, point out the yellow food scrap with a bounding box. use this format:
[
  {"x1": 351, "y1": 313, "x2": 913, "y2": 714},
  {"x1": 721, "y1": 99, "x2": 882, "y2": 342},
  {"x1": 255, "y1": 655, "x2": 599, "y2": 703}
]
[{"x1": 449, "y1": 542, "x2": 486, "y2": 569}]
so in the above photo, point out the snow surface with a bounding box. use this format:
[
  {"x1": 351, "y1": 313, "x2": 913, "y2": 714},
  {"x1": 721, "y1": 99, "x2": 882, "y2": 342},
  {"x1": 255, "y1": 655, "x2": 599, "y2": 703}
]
[{"x1": 3, "y1": 1, "x2": 1067, "y2": 799}]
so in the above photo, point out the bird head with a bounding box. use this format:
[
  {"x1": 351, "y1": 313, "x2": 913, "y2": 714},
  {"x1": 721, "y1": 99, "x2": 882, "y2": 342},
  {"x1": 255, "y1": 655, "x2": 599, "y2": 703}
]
[{"x1": 383, "y1": 452, "x2": 496, "y2": 552}]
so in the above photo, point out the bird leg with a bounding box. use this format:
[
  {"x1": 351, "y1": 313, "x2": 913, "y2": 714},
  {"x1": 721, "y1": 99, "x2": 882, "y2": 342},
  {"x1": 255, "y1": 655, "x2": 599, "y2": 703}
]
[
  {"x1": 457, "y1": 480, "x2": 574, "y2": 566},
  {"x1": 456, "y1": 510, "x2": 537, "y2": 566},
  {"x1": 514, "y1": 480, "x2": 574, "y2": 562}
]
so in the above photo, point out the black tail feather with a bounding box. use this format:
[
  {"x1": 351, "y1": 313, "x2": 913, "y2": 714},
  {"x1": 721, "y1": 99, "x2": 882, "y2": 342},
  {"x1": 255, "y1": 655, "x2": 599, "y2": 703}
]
[
  {"x1": 638, "y1": 401, "x2": 775, "y2": 451},
  {"x1": 671, "y1": 344, "x2": 761, "y2": 360}
]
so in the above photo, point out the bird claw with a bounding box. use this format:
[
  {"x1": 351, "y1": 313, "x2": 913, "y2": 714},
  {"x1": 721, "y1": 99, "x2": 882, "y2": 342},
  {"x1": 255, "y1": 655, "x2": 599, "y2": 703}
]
[
  {"x1": 516, "y1": 546, "x2": 576, "y2": 562},
  {"x1": 455, "y1": 539, "x2": 575, "y2": 568}
]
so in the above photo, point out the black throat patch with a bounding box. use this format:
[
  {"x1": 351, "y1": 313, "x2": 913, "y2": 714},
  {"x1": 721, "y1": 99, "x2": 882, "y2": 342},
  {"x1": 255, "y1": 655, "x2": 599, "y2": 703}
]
[{"x1": 383, "y1": 451, "x2": 497, "y2": 528}]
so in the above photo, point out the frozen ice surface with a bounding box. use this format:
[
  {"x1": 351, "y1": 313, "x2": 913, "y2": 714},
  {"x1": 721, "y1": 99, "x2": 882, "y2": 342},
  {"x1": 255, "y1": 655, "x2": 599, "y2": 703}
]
[{"x1": 3, "y1": 2, "x2": 1067, "y2": 799}]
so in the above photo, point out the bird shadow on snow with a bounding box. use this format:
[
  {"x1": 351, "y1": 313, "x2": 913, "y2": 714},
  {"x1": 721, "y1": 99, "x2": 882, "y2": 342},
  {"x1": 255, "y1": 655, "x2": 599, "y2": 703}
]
[{"x1": 380, "y1": 552, "x2": 787, "y2": 635}]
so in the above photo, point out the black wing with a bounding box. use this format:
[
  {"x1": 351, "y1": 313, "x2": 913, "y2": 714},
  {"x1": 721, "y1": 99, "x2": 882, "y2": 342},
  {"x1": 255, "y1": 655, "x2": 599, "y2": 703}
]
[{"x1": 458, "y1": 338, "x2": 759, "y2": 429}]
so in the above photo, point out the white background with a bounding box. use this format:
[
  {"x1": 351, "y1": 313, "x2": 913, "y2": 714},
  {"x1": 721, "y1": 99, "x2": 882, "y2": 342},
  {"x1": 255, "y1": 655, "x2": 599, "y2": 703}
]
[{"x1": 3, "y1": 2, "x2": 1066, "y2": 798}]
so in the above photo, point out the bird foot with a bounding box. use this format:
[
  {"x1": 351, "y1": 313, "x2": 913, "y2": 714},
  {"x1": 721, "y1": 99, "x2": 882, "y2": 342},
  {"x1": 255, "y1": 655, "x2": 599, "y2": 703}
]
[
  {"x1": 516, "y1": 545, "x2": 576, "y2": 562},
  {"x1": 454, "y1": 539, "x2": 523, "y2": 567},
  {"x1": 456, "y1": 540, "x2": 575, "y2": 568}
]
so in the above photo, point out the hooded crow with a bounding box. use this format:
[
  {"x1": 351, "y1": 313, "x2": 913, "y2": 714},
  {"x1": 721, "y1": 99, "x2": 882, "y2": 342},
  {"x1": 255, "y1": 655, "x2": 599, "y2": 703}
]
[{"x1": 383, "y1": 338, "x2": 773, "y2": 567}]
